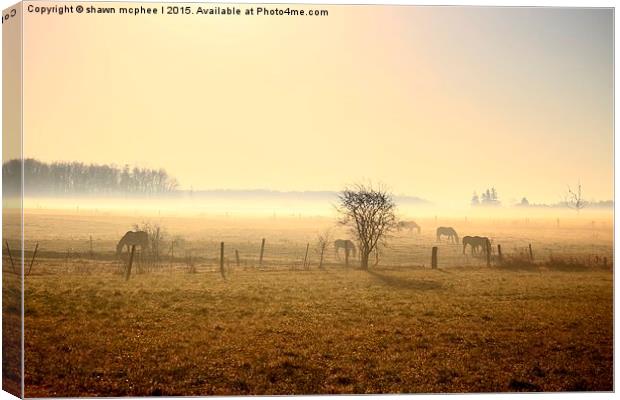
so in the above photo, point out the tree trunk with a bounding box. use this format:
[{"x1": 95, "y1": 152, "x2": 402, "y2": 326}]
[{"x1": 360, "y1": 251, "x2": 370, "y2": 270}]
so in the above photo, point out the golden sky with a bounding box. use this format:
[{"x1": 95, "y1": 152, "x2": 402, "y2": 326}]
[{"x1": 19, "y1": 4, "x2": 613, "y2": 205}]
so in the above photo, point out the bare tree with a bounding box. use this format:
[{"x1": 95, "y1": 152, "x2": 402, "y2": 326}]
[
  {"x1": 132, "y1": 221, "x2": 167, "y2": 263},
  {"x1": 566, "y1": 181, "x2": 587, "y2": 213},
  {"x1": 336, "y1": 183, "x2": 398, "y2": 270},
  {"x1": 315, "y1": 229, "x2": 332, "y2": 269}
]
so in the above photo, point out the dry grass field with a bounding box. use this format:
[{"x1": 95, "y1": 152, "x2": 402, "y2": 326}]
[{"x1": 6, "y1": 210, "x2": 614, "y2": 396}]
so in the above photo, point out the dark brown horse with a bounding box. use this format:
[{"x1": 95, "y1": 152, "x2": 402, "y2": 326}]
[
  {"x1": 334, "y1": 239, "x2": 356, "y2": 258},
  {"x1": 462, "y1": 236, "x2": 490, "y2": 255}
]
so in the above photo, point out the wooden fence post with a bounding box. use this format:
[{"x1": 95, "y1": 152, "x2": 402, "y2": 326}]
[
  {"x1": 89, "y1": 235, "x2": 93, "y2": 259},
  {"x1": 486, "y1": 241, "x2": 491, "y2": 267},
  {"x1": 154, "y1": 227, "x2": 161, "y2": 264},
  {"x1": 528, "y1": 244, "x2": 534, "y2": 261},
  {"x1": 235, "y1": 249, "x2": 240, "y2": 267},
  {"x1": 497, "y1": 244, "x2": 502, "y2": 262},
  {"x1": 4, "y1": 240, "x2": 15, "y2": 274},
  {"x1": 259, "y1": 238, "x2": 265, "y2": 267},
  {"x1": 125, "y1": 245, "x2": 136, "y2": 281},
  {"x1": 431, "y1": 246, "x2": 438, "y2": 269},
  {"x1": 220, "y1": 242, "x2": 225, "y2": 278},
  {"x1": 303, "y1": 243, "x2": 309, "y2": 269},
  {"x1": 26, "y1": 243, "x2": 39, "y2": 276}
]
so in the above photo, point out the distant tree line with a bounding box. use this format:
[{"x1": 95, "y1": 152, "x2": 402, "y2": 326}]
[
  {"x1": 3, "y1": 159, "x2": 179, "y2": 195},
  {"x1": 471, "y1": 187, "x2": 500, "y2": 207}
]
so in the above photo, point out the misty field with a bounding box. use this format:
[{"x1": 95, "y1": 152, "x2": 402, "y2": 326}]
[{"x1": 9, "y1": 211, "x2": 614, "y2": 395}]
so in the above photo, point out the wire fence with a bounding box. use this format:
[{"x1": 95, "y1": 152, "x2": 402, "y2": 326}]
[{"x1": 3, "y1": 229, "x2": 614, "y2": 277}]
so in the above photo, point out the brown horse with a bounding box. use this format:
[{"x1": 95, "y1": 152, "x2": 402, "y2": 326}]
[
  {"x1": 116, "y1": 231, "x2": 149, "y2": 257},
  {"x1": 334, "y1": 239, "x2": 356, "y2": 258},
  {"x1": 462, "y1": 236, "x2": 490, "y2": 255},
  {"x1": 436, "y1": 227, "x2": 459, "y2": 243}
]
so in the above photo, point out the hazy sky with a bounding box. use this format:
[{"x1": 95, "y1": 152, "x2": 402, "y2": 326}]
[{"x1": 21, "y1": 4, "x2": 613, "y2": 205}]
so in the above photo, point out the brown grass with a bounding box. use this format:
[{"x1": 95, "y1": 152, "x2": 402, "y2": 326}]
[
  {"x1": 13, "y1": 211, "x2": 614, "y2": 396},
  {"x1": 22, "y1": 264, "x2": 612, "y2": 396}
]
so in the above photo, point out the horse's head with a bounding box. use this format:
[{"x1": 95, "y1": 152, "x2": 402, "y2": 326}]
[{"x1": 116, "y1": 241, "x2": 124, "y2": 257}]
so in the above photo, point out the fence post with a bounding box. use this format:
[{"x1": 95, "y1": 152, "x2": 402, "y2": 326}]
[
  {"x1": 259, "y1": 238, "x2": 266, "y2": 267},
  {"x1": 154, "y1": 227, "x2": 160, "y2": 264},
  {"x1": 4, "y1": 240, "x2": 15, "y2": 274},
  {"x1": 303, "y1": 243, "x2": 309, "y2": 269},
  {"x1": 528, "y1": 244, "x2": 534, "y2": 261},
  {"x1": 431, "y1": 246, "x2": 438, "y2": 269},
  {"x1": 125, "y1": 245, "x2": 136, "y2": 281},
  {"x1": 486, "y1": 241, "x2": 491, "y2": 267},
  {"x1": 235, "y1": 249, "x2": 240, "y2": 267},
  {"x1": 220, "y1": 242, "x2": 225, "y2": 278},
  {"x1": 497, "y1": 244, "x2": 502, "y2": 262},
  {"x1": 26, "y1": 243, "x2": 39, "y2": 276}
]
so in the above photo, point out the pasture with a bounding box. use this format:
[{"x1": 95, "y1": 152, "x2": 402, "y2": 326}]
[{"x1": 10, "y1": 210, "x2": 615, "y2": 395}]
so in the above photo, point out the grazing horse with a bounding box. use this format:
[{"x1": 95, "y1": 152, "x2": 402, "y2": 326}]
[
  {"x1": 116, "y1": 231, "x2": 149, "y2": 257},
  {"x1": 397, "y1": 220, "x2": 421, "y2": 234},
  {"x1": 436, "y1": 227, "x2": 459, "y2": 243},
  {"x1": 334, "y1": 239, "x2": 356, "y2": 258},
  {"x1": 462, "y1": 236, "x2": 490, "y2": 255}
]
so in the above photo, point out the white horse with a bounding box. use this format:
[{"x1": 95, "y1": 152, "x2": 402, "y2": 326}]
[{"x1": 397, "y1": 220, "x2": 421, "y2": 234}]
